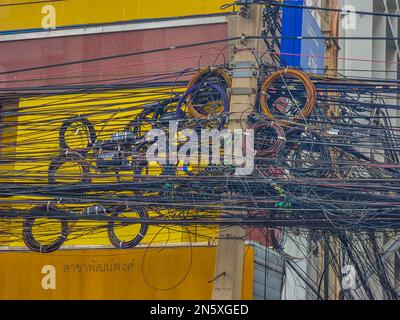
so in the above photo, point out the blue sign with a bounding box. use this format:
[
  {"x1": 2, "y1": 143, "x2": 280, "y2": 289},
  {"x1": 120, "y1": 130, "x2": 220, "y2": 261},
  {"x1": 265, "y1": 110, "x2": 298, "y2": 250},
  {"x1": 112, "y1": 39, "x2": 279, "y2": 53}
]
[{"x1": 280, "y1": 0, "x2": 325, "y2": 74}]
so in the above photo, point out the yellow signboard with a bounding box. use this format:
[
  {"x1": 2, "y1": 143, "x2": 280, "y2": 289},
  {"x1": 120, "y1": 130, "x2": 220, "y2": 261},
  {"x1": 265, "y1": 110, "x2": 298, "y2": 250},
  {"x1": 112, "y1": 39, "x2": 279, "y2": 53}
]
[
  {"x1": 0, "y1": 246, "x2": 254, "y2": 300},
  {"x1": 0, "y1": 0, "x2": 231, "y2": 32}
]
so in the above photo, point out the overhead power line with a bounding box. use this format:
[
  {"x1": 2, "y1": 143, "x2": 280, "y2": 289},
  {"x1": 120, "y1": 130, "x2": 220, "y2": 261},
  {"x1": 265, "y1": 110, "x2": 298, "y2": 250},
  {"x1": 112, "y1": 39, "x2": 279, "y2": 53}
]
[{"x1": 0, "y1": 0, "x2": 65, "y2": 7}]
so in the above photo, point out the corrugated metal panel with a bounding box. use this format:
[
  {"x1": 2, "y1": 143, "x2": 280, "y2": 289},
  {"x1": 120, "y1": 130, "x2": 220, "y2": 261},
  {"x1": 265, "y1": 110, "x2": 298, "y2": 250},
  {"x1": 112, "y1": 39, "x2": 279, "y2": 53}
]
[{"x1": 251, "y1": 242, "x2": 285, "y2": 300}]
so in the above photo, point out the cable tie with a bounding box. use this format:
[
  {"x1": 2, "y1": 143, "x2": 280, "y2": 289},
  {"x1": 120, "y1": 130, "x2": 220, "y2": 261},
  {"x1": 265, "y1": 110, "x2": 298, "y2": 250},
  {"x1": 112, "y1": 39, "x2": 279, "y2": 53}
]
[
  {"x1": 119, "y1": 241, "x2": 123, "y2": 249},
  {"x1": 47, "y1": 201, "x2": 51, "y2": 212},
  {"x1": 40, "y1": 244, "x2": 43, "y2": 253},
  {"x1": 138, "y1": 233, "x2": 144, "y2": 238}
]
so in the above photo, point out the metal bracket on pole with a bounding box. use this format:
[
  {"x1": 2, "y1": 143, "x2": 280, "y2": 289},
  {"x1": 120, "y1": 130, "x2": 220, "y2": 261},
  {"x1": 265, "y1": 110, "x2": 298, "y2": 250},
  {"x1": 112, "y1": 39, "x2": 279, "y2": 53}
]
[
  {"x1": 227, "y1": 88, "x2": 256, "y2": 95},
  {"x1": 229, "y1": 61, "x2": 257, "y2": 69},
  {"x1": 220, "y1": 0, "x2": 258, "y2": 17},
  {"x1": 228, "y1": 70, "x2": 259, "y2": 78},
  {"x1": 228, "y1": 61, "x2": 259, "y2": 78}
]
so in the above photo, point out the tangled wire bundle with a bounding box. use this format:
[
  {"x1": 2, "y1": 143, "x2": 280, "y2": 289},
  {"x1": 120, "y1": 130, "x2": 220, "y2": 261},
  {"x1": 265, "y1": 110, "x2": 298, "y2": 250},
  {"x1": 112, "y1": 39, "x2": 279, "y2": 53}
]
[{"x1": 260, "y1": 69, "x2": 316, "y2": 121}]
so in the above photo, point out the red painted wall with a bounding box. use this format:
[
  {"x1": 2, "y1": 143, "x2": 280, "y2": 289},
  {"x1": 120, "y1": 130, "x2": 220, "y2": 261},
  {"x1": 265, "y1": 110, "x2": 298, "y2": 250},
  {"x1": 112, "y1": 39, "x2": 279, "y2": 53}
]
[{"x1": 0, "y1": 23, "x2": 228, "y2": 89}]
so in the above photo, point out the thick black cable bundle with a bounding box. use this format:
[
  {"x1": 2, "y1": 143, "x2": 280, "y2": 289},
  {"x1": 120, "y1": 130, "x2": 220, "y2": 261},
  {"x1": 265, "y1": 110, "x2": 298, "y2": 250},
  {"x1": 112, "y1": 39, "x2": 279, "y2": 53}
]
[
  {"x1": 59, "y1": 116, "x2": 96, "y2": 152},
  {"x1": 292, "y1": 134, "x2": 332, "y2": 178},
  {"x1": 124, "y1": 98, "x2": 179, "y2": 139},
  {"x1": 107, "y1": 206, "x2": 149, "y2": 249},
  {"x1": 251, "y1": 120, "x2": 286, "y2": 157},
  {"x1": 48, "y1": 151, "x2": 92, "y2": 184},
  {"x1": 22, "y1": 205, "x2": 69, "y2": 253}
]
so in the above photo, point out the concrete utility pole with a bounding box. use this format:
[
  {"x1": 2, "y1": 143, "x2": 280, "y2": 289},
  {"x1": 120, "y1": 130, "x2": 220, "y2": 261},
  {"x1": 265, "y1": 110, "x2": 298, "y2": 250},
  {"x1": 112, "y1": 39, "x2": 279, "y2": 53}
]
[
  {"x1": 321, "y1": 0, "x2": 340, "y2": 107},
  {"x1": 212, "y1": 3, "x2": 264, "y2": 300},
  {"x1": 320, "y1": 0, "x2": 341, "y2": 300}
]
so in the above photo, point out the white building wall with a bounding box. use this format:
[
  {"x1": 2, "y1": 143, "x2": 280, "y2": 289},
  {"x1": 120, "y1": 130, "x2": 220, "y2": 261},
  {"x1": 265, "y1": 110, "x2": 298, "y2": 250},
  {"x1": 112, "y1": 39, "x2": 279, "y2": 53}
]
[
  {"x1": 283, "y1": 0, "x2": 400, "y2": 299},
  {"x1": 339, "y1": 0, "x2": 400, "y2": 299}
]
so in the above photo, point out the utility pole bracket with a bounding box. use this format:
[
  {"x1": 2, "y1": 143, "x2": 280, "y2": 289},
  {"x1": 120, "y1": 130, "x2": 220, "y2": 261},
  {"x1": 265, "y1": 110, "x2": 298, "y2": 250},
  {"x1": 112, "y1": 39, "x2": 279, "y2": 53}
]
[
  {"x1": 228, "y1": 69, "x2": 259, "y2": 78},
  {"x1": 228, "y1": 61, "x2": 259, "y2": 78},
  {"x1": 229, "y1": 61, "x2": 257, "y2": 69},
  {"x1": 227, "y1": 88, "x2": 256, "y2": 95}
]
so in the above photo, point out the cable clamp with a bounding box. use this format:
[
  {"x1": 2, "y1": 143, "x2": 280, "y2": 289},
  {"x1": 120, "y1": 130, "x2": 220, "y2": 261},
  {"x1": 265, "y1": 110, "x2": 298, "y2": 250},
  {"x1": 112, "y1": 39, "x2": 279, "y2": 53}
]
[
  {"x1": 240, "y1": 33, "x2": 247, "y2": 45},
  {"x1": 228, "y1": 87, "x2": 255, "y2": 95}
]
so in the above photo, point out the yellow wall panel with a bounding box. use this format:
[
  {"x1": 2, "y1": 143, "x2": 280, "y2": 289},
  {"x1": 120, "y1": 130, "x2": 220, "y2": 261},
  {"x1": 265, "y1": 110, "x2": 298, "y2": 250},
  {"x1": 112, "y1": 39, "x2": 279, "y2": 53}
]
[
  {"x1": 0, "y1": 246, "x2": 254, "y2": 300},
  {"x1": 1, "y1": 88, "x2": 218, "y2": 247},
  {"x1": 0, "y1": 0, "x2": 230, "y2": 32}
]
